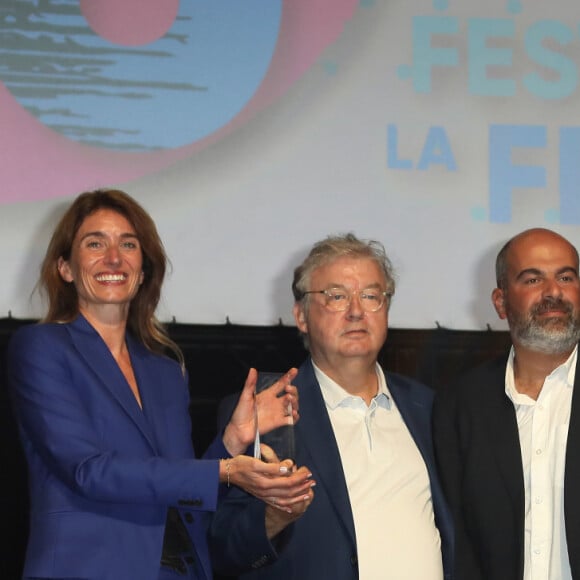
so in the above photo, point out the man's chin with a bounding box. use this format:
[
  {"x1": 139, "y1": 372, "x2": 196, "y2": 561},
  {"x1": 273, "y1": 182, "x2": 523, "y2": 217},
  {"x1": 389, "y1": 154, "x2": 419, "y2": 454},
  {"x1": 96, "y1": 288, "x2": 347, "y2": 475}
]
[
  {"x1": 341, "y1": 344, "x2": 377, "y2": 358},
  {"x1": 517, "y1": 329, "x2": 580, "y2": 355}
]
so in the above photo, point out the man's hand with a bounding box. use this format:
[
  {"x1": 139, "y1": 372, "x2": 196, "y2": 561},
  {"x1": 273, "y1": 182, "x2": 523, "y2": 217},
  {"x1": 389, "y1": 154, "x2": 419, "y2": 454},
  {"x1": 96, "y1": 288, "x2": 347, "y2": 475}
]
[
  {"x1": 259, "y1": 444, "x2": 314, "y2": 539},
  {"x1": 264, "y1": 494, "x2": 314, "y2": 539}
]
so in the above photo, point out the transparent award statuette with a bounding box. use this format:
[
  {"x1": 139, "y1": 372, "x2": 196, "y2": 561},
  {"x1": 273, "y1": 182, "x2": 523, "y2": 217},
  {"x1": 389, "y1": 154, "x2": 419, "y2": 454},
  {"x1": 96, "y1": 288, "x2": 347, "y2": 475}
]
[{"x1": 253, "y1": 371, "x2": 296, "y2": 463}]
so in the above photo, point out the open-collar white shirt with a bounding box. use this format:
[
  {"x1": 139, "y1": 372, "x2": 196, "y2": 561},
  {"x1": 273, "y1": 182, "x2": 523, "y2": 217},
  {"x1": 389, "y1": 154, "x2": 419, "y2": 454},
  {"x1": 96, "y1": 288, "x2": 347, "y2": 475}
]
[
  {"x1": 505, "y1": 345, "x2": 577, "y2": 580},
  {"x1": 313, "y1": 361, "x2": 443, "y2": 580}
]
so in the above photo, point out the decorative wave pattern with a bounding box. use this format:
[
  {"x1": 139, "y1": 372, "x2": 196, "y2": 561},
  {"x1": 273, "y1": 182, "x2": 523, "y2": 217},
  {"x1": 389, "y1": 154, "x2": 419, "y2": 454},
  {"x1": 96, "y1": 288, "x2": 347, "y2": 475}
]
[{"x1": 0, "y1": 0, "x2": 282, "y2": 150}]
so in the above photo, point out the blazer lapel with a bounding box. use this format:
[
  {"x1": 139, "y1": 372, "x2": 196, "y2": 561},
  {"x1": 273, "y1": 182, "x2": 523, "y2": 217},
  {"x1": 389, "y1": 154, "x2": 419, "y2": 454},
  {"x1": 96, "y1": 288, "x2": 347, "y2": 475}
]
[
  {"x1": 480, "y1": 358, "x2": 525, "y2": 521},
  {"x1": 67, "y1": 316, "x2": 157, "y2": 451},
  {"x1": 387, "y1": 377, "x2": 443, "y2": 503},
  {"x1": 387, "y1": 375, "x2": 454, "y2": 573},
  {"x1": 387, "y1": 377, "x2": 432, "y2": 459},
  {"x1": 128, "y1": 335, "x2": 171, "y2": 454},
  {"x1": 296, "y1": 360, "x2": 357, "y2": 546}
]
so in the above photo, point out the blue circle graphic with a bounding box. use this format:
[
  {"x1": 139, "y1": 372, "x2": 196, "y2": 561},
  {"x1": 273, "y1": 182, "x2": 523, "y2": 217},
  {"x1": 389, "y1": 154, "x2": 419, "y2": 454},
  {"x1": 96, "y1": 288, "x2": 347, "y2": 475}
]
[{"x1": 0, "y1": 0, "x2": 282, "y2": 151}]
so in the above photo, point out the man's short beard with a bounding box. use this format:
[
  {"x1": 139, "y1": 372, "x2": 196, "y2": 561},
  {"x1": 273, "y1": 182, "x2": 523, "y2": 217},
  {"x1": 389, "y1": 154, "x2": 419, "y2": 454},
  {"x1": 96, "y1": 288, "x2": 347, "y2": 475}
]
[{"x1": 507, "y1": 297, "x2": 580, "y2": 355}]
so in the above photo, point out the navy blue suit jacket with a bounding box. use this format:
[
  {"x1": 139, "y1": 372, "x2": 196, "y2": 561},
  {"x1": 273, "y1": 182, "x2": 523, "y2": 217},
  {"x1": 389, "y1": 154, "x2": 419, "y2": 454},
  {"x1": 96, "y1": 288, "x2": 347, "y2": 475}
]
[
  {"x1": 8, "y1": 315, "x2": 227, "y2": 580},
  {"x1": 209, "y1": 359, "x2": 454, "y2": 579}
]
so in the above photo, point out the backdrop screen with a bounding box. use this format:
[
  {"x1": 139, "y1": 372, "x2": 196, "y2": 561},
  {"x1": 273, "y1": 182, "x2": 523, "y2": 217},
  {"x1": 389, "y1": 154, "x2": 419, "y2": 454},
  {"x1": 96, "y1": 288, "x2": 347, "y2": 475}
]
[{"x1": 1, "y1": 0, "x2": 577, "y2": 331}]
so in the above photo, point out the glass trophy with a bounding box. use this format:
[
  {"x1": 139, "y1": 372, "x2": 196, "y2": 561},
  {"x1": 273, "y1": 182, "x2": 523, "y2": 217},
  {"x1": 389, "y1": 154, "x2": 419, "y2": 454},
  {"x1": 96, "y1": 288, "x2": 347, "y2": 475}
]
[{"x1": 254, "y1": 371, "x2": 296, "y2": 463}]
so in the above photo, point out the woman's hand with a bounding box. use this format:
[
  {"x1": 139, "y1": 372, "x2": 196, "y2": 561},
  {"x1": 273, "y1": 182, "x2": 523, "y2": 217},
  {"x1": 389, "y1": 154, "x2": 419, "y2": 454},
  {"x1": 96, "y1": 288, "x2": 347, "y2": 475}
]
[
  {"x1": 219, "y1": 445, "x2": 315, "y2": 513},
  {"x1": 222, "y1": 367, "x2": 299, "y2": 456}
]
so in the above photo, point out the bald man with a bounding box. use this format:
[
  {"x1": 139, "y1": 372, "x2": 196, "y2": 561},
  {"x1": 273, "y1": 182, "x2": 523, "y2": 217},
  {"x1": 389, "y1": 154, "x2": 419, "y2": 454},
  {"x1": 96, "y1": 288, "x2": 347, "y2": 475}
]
[{"x1": 433, "y1": 228, "x2": 580, "y2": 580}]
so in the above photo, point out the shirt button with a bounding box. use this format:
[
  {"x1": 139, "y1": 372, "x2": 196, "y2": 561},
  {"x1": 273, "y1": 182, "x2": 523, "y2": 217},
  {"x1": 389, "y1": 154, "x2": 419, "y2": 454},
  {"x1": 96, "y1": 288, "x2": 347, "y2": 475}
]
[
  {"x1": 535, "y1": 497, "x2": 542, "y2": 504},
  {"x1": 536, "y1": 449, "x2": 542, "y2": 455}
]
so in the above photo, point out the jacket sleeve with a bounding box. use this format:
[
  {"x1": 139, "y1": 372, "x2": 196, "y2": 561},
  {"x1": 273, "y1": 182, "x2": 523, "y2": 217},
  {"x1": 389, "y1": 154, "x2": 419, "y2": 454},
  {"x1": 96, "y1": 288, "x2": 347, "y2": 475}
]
[
  {"x1": 7, "y1": 324, "x2": 219, "y2": 510},
  {"x1": 208, "y1": 480, "x2": 293, "y2": 575}
]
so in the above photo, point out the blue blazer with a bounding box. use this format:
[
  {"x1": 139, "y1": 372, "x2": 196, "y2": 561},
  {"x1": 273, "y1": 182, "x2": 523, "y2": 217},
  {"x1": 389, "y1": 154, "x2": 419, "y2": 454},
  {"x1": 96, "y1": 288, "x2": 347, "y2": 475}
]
[
  {"x1": 209, "y1": 359, "x2": 454, "y2": 579},
  {"x1": 7, "y1": 315, "x2": 227, "y2": 580}
]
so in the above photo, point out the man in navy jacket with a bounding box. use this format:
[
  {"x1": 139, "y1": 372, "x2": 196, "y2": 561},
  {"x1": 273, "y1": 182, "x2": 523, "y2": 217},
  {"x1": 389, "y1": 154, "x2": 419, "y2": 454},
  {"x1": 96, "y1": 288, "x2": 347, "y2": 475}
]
[{"x1": 210, "y1": 233, "x2": 454, "y2": 579}]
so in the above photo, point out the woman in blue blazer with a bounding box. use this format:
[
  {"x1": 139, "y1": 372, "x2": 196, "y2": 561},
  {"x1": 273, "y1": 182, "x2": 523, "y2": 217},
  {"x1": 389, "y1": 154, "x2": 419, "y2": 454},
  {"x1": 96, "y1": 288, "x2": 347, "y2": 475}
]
[{"x1": 7, "y1": 189, "x2": 313, "y2": 580}]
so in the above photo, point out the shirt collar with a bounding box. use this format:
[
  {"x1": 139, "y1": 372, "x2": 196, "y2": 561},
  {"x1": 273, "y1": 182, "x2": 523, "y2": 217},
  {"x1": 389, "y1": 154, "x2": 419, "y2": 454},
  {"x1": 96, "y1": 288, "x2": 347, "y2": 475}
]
[
  {"x1": 312, "y1": 360, "x2": 392, "y2": 410},
  {"x1": 505, "y1": 344, "x2": 577, "y2": 404}
]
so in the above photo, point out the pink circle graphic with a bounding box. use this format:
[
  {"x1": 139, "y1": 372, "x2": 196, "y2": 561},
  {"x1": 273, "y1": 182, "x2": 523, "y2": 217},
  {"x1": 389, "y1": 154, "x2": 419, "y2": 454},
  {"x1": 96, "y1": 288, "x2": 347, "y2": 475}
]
[
  {"x1": 0, "y1": 0, "x2": 360, "y2": 203},
  {"x1": 80, "y1": 0, "x2": 180, "y2": 46}
]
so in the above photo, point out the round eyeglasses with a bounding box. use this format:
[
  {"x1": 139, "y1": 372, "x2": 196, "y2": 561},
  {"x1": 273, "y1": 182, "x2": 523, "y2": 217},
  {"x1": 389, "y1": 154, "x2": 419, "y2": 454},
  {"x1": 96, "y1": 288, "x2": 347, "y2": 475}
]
[{"x1": 302, "y1": 287, "x2": 392, "y2": 312}]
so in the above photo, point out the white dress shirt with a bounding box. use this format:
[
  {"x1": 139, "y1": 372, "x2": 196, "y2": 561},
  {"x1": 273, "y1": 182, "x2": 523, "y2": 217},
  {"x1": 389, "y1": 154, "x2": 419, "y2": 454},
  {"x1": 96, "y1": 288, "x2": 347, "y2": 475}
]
[
  {"x1": 505, "y1": 346, "x2": 576, "y2": 580},
  {"x1": 313, "y1": 362, "x2": 443, "y2": 580}
]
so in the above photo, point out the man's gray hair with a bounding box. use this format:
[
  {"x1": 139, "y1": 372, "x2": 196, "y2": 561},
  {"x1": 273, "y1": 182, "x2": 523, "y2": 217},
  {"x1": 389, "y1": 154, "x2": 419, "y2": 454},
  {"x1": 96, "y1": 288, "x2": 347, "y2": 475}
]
[{"x1": 292, "y1": 233, "x2": 396, "y2": 303}]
